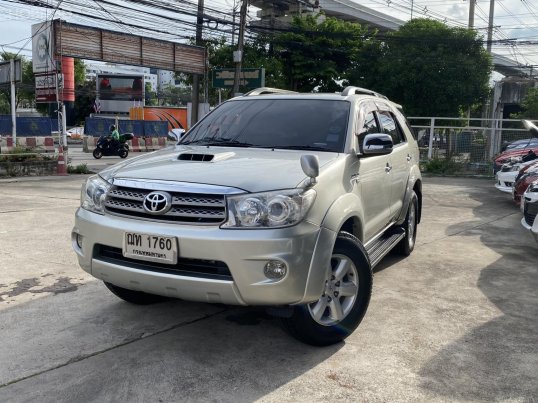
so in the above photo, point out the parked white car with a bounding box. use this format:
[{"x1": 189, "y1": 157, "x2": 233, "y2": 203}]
[
  {"x1": 496, "y1": 159, "x2": 537, "y2": 193},
  {"x1": 521, "y1": 180, "x2": 538, "y2": 243}
]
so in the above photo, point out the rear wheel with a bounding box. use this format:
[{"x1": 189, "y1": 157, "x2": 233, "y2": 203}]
[
  {"x1": 281, "y1": 232, "x2": 372, "y2": 346},
  {"x1": 395, "y1": 191, "x2": 418, "y2": 256},
  {"x1": 92, "y1": 148, "x2": 103, "y2": 159},
  {"x1": 119, "y1": 148, "x2": 129, "y2": 158},
  {"x1": 104, "y1": 282, "x2": 167, "y2": 305}
]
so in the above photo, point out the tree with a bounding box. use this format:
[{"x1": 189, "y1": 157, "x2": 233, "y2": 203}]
[
  {"x1": 512, "y1": 87, "x2": 538, "y2": 119},
  {"x1": 0, "y1": 52, "x2": 38, "y2": 111},
  {"x1": 273, "y1": 15, "x2": 369, "y2": 92},
  {"x1": 353, "y1": 19, "x2": 492, "y2": 117}
]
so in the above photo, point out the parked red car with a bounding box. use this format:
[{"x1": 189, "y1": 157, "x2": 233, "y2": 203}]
[
  {"x1": 494, "y1": 147, "x2": 538, "y2": 173},
  {"x1": 513, "y1": 160, "x2": 538, "y2": 204}
]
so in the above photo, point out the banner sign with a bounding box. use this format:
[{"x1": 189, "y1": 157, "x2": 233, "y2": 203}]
[
  {"x1": 32, "y1": 22, "x2": 55, "y2": 74},
  {"x1": 212, "y1": 68, "x2": 265, "y2": 89},
  {"x1": 0, "y1": 59, "x2": 22, "y2": 84}
]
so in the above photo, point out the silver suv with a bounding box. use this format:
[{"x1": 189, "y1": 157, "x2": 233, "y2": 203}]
[{"x1": 72, "y1": 86, "x2": 422, "y2": 346}]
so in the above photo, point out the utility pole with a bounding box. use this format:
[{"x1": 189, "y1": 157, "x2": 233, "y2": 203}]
[
  {"x1": 486, "y1": 0, "x2": 495, "y2": 53},
  {"x1": 468, "y1": 0, "x2": 475, "y2": 29},
  {"x1": 232, "y1": 0, "x2": 248, "y2": 96},
  {"x1": 10, "y1": 59, "x2": 16, "y2": 145},
  {"x1": 191, "y1": 0, "x2": 204, "y2": 125}
]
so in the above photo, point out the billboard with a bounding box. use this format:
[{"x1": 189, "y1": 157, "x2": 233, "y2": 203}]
[
  {"x1": 32, "y1": 22, "x2": 55, "y2": 73},
  {"x1": 97, "y1": 74, "x2": 144, "y2": 113}
]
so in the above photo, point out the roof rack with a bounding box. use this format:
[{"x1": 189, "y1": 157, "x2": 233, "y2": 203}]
[
  {"x1": 243, "y1": 87, "x2": 298, "y2": 96},
  {"x1": 341, "y1": 86, "x2": 388, "y2": 99}
]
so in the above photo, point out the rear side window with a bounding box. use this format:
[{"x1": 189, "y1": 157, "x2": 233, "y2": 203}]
[{"x1": 378, "y1": 111, "x2": 405, "y2": 145}]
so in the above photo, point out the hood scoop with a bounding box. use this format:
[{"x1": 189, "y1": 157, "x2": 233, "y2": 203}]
[
  {"x1": 178, "y1": 153, "x2": 214, "y2": 162},
  {"x1": 177, "y1": 151, "x2": 236, "y2": 162}
]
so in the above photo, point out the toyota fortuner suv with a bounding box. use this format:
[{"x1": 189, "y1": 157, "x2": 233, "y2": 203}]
[{"x1": 72, "y1": 86, "x2": 422, "y2": 346}]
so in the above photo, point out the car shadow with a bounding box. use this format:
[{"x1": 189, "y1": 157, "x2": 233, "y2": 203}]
[
  {"x1": 417, "y1": 178, "x2": 538, "y2": 401},
  {"x1": 0, "y1": 282, "x2": 342, "y2": 401}
]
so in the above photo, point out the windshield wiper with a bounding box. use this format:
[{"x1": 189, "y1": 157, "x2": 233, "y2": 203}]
[
  {"x1": 182, "y1": 138, "x2": 254, "y2": 148},
  {"x1": 270, "y1": 145, "x2": 332, "y2": 152}
]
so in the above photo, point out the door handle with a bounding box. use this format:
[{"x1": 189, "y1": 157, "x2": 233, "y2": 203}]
[
  {"x1": 407, "y1": 154, "x2": 412, "y2": 162},
  {"x1": 385, "y1": 163, "x2": 392, "y2": 173}
]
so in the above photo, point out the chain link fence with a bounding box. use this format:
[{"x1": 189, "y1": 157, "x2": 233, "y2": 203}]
[{"x1": 409, "y1": 117, "x2": 537, "y2": 177}]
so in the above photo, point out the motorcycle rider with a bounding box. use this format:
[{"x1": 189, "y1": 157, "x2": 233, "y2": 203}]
[{"x1": 108, "y1": 125, "x2": 120, "y2": 150}]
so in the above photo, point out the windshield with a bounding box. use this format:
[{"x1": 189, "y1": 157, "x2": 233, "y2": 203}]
[{"x1": 180, "y1": 98, "x2": 350, "y2": 152}]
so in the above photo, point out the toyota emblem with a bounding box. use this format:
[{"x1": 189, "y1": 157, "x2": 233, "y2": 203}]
[{"x1": 143, "y1": 191, "x2": 172, "y2": 215}]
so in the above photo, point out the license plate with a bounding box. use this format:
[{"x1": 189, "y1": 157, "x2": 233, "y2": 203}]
[{"x1": 123, "y1": 232, "x2": 178, "y2": 265}]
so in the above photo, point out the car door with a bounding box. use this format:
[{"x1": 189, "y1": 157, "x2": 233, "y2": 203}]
[
  {"x1": 352, "y1": 102, "x2": 392, "y2": 241},
  {"x1": 376, "y1": 105, "x2": 409, "y2": 221}
]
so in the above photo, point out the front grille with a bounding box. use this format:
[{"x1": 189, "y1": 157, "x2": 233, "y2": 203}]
[
  {"x1": 95, "y1": 244, "x2": 233, "y2": 281},
  {"x1": 105, "y1": 186, "x2": 226, "y2": 224},
  {"x1": 524, "y1": 200, "x2": 538, "y2": 227}
]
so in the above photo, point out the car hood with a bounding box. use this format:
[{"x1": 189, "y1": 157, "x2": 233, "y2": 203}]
[{"x1": 99, "y1": 145, "x2": 341, "y2": 193}]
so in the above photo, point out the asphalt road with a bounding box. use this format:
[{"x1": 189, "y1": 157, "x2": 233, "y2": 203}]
[{"x1": 0, "y1": 175, "x2": 536, "y2": 402}]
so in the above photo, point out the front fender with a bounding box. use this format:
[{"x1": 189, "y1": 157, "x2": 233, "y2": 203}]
[{"x1": 320, "y1": 192, "x2": 365, "y2": 238}]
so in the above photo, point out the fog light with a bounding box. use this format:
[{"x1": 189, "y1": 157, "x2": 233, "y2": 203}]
[
  {"x1": 76, "y1": 233, "x2": 83, "y2": 249},
  {"x1": 264, "y1": 260, "x2": 287, "y2": 279}
]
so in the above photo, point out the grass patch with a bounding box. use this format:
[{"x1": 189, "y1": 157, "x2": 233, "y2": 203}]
[{"x1": 67, "y1": 163, "x2": 90, "y2": 174}]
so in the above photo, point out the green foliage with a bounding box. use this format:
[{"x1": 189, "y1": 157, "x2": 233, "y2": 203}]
[
  {"x1": 0, "y1": 146, "x2": 55, "y2": 162},
  {"x1": 67, "y1": 163, "x2": 90, "y2": 174},
  {"x1": 511, "y1": 88, "x2": 538, "y2": 119},
  {"x1": 273, "y1": 15, "x2": 369, "y2": 92},
  {"x1": 422, "y1": 157, "x2": 463, "y2": 174},
  {"x1": 73, "y1": 78, "x2": 96, "y2": 125},
  {"x1": 1, "y1": 52, "x2": 37, "y2": 110},
  {"x1": 356, "y1": 19, "x2": 492, "y2": 117},
  {"x1": 145, "y1": 82, "x2": 158, "y2": 106}
]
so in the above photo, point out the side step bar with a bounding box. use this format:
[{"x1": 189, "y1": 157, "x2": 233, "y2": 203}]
[{"x1": 365, "y1": 228, "x2": 405, "y2": 268}]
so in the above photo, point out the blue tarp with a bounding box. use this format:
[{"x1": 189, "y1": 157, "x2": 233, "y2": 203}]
[
  {"x1": 143, "y1": 121, "x2": 168, "y2": 137},
  {"x1": 84, "y1": 118, "x2": 168, "y2": 137},
  {"x1": 118, "y1": 120, "x2": 144, "y2": 136},
  {"x1": 0, "y1": 116, "x2": 56, "y2": 136},
  {"x1": 84, "y1": 118, "x2": 115, "y2": 136}
]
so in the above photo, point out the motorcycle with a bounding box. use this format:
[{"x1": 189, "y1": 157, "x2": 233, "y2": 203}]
[{"x1": 92, "y1": 133, "x2": 134, "y2": 159}]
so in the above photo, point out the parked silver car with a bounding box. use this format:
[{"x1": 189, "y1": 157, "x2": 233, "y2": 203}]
[{"x1": 72, "y1": 86, "x2": 422, "y2": 345}]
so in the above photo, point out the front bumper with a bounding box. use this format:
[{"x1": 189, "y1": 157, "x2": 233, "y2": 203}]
[
  {"x1": 72, "y1": 208, "x2": 336, "y2": 306},
  {"x1": 495, "y1": 171, "x2": 517, "y2": 193}
]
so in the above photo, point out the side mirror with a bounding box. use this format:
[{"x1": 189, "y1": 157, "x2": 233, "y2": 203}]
[
  {"x1": 362, "y1": 133, "x2": 393, "y2": 156},
  {"x1": 300, "y1": 154, "x2": 319, "y2": 185},
  {"x1": 168, "y1": 128, "x2": 186, "y2": 142},
  {"x1": 522, "y1": 120, "x2": 538, "y2": 136}
]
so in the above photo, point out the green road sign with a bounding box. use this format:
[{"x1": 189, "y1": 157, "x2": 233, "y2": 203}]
[{"x1": 212, "y1": 68, "x2": 265, "y2": 89}]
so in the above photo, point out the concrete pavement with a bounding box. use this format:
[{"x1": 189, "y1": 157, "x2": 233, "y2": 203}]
[{"x1": 0, "y1": 176, "x2": 536, "y2": 402}]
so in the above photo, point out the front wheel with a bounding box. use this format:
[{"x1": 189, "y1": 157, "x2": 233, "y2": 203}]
[
  {"x1": 104, "y1": 282, "x2": 167, "y2": 305},
  {"x1": 281, "y1": 232, "x2": 372, "y2": 346},
  {"x1": 92, "y1": 148, "x2": 103, "y2": 159},
  {"x1": 395, "y1": 191, "x2": 418, "y2": 256}
]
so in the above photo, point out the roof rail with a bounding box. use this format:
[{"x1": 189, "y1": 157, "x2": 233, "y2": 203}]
[
  {"x1": 341, "y1": 86, "x2": 388, "y2": 99},
  {"x1": 243, "y1": 87, "x2": 298, "y2": 96}
]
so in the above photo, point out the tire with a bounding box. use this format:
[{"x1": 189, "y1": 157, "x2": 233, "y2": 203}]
[
  {"x1": 281, "y1": 232, "x2": 373, "y2": 346},
  {"x1": 119, "y1": 148, "x2": 129, "y2": 158},
  {"x1": 395, "y1": 191, "x2": 418, "y2": 256},
  {"x1": 104, "y1": 282, "x2": 167, "y2": 305},
  {"x1": 93, "y1": 148, "x2": 103, "y2": 159}
]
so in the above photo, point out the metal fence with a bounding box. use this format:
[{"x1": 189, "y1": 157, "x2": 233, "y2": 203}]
[{"x1": 409, "y1": 117, "x2": 536, "y2": 177}]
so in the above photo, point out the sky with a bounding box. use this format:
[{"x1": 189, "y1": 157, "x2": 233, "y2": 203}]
[{"x1": 0, "y1": 0, "x2": 537, "y2": 75}]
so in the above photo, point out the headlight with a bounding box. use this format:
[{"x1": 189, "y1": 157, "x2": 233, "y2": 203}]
[
  {"x1": 222, "y1": 189, "x2": 316, "y2": 228},
  {"x1": 80, "y1": 175, "x2": 112, "y2": 214}
]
